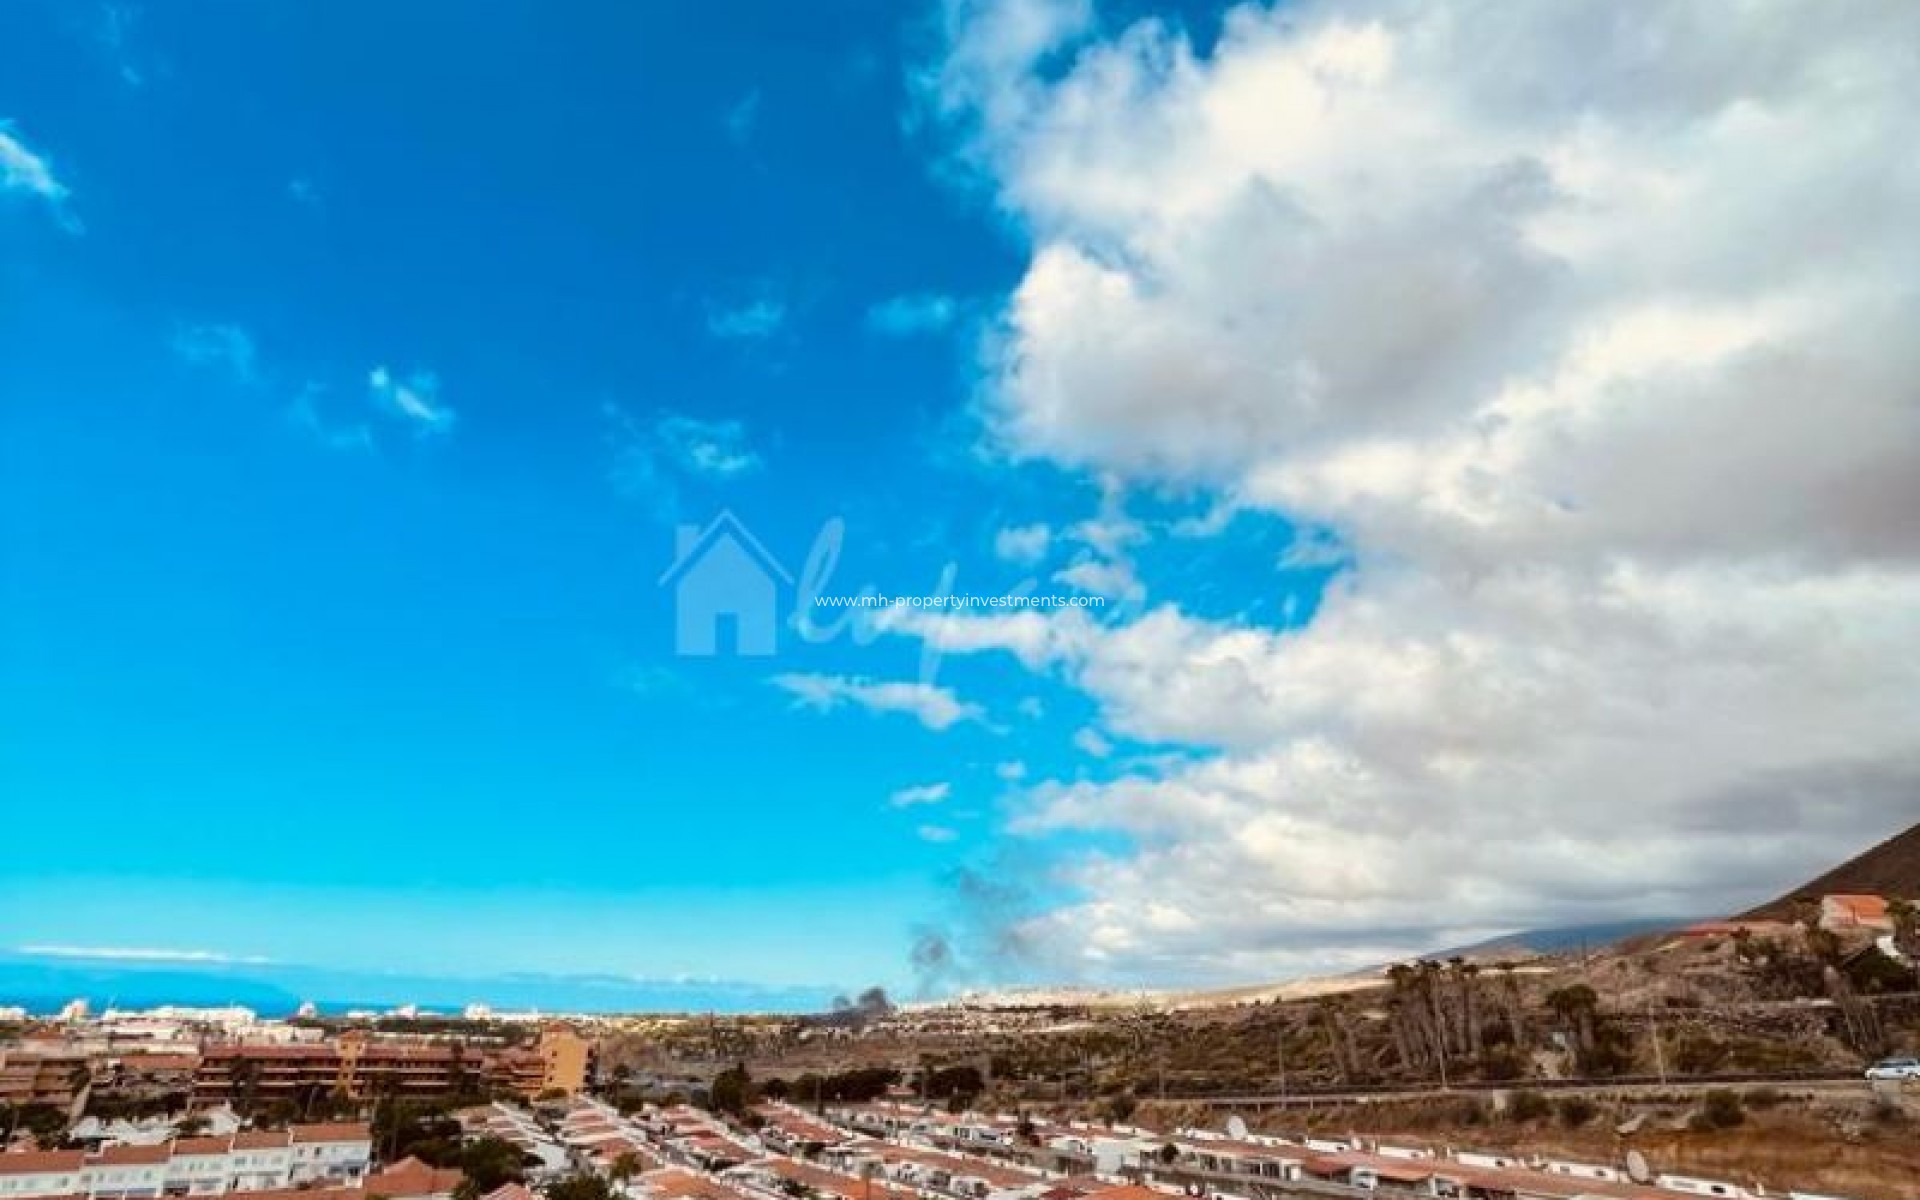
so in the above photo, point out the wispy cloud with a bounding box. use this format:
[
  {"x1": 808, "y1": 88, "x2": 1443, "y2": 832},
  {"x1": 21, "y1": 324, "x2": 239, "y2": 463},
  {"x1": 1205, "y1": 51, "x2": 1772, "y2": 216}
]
[
  {"x1": 0, "y1": 120, "x2": 78, "y2": 230},
  {"x1": 657, "y1": 414, "x2": 762, "y2": 477},
  {"x1": 993, "y1": 522, "x2": 1051, "y2": 564},
  {"x1": 288, "y1": 177, "x2": 322, "y2": 210},
  {"x1": 917, "y1": 824, "x2": 959, "y2": 844},
  {"x1": 772, "y1": 673, "x2": 983, "y2": 732},
  {"x1": 867, "y1": 292, "x2": 958, "y2": 337},
  {"x1": 288, "y1": 385, "x2": 372, "y2": 453},
  {"x1": 1072, "y1": 727, "x2": 1113, "y2": 758},
  {"x1": 724, "y1": 89, "x2": 761, "y2": 145},
  {"x1": 96, "y1": 5, "x2": 147, "y2": 88},
  {"x1": 889, "y1": 781, "x2": 952, "y2": 808},
  {"x1": 707, "y1": 295, "x2": 786, "y2": 340},
  {"x1": 173, "y1": 323, "x2": 259, "y2": 385},
  {"x1": 606, "y1": 404, "x2": 763, "y2": 518},
  {"x1": 19, "y1": 944, "x2": 273, "y2": 965},
  {"x1": 368, "y1": 365, "x2": 455, "y2": 435}
]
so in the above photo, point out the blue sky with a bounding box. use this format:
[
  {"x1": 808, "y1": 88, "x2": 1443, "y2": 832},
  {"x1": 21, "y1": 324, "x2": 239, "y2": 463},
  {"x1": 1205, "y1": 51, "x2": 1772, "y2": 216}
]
[
  {"x1": 0, "y1": 0, "x2": 1323, "y2": 1002},
  {"x1": 9, "y1": 0, "x2": 1913, "y2": 1007}
]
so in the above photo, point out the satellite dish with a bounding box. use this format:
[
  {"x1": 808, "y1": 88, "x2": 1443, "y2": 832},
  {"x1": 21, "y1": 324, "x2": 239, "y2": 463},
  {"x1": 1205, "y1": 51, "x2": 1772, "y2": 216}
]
[
  {"x1": 1625, "y1": 1150, "x2": 1651, "y2": 1184},
  {"x1": 1225, "y1": 1115, "x2": 1249, "y2": 1140}
]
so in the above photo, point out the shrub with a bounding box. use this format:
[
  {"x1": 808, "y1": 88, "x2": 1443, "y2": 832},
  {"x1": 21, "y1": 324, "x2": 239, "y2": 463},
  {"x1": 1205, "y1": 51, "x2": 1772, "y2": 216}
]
[
  {"x1": 1742, "y1": 1086, "x2": 1784, "y2": 1111},
  {"x1": 1557, "y1": 1096, "x2": 1599, "y2": 1128},
  {"x1": 1508, "y1": 1090, "x2": 1551, "y2": 1122},
  {"x1": 1692, "y1": 1089, "x2": 1745, "y2": 1131}
]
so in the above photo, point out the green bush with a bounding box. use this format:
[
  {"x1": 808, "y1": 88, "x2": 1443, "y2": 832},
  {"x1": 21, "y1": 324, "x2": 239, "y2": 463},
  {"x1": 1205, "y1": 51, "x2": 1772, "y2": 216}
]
[
  {"x1": 1508, "y1": 1090, "x2": 1551, "y2": 1122},
  {"x1": 1557, "y1": 1096, "x2": 1599, "y2": 1128},
  {"x1": 1691, "y1": 1089, "x2": 1744, "y2": 1130}
]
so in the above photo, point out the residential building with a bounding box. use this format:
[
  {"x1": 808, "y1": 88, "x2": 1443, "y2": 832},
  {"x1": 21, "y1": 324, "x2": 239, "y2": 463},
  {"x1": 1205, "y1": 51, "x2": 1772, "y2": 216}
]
[
  {"x1": 1820, "y1": 893, "x2": 1896, "y2": 933},
  {"x1": 192, "y1": 1029, "x2": 590, "y2": 1104}
]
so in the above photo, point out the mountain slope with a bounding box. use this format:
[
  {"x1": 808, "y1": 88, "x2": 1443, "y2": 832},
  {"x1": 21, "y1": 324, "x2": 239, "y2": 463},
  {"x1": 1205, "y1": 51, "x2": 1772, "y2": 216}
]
[{"x1": 1740, "y1": 820, "x2": 1920, "y2": 920}]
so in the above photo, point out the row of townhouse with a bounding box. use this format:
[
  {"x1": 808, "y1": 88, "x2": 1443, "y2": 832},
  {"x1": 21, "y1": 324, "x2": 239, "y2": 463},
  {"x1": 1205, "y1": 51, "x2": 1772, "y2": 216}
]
[
  {"x1": 0, "y1": 1124, "x2": 371, "y2": 1200},
  {"x1": 819, "y1": 1105, "x2": 1854, "y2": 1200}
]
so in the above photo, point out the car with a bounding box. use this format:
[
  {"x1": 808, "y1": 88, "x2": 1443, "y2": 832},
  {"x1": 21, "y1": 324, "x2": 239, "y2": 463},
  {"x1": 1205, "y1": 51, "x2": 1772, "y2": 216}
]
[{"x1": 1864, "y1": 1057, "x2": 1920, "y2": 1080}]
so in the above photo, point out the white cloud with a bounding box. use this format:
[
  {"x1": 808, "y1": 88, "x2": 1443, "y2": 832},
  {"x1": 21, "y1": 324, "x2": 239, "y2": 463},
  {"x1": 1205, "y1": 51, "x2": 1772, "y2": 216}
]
[
  {"x1": 890, "y1": 781, "x2": 954, "y2": 807},
  {"x1": 772, "y1": 673, "x2": 985, "y2": 731},
  {"x1": 0, "y1": 120, "x2": 77, "y2": 229},
  {"x1": 20, "y1": 944, "x2": 272, "y2": 965},
  {"x1": 287, "y1": 386, "x2": 372, "y2": 453},
  {"x1": 996, "y1": 759, "x2": 1029, "y2": 781},
  {"x1": 656, "y1": 414, "x2": 762, "y2": 477},
  {"x1": 993, "y1": 522, "x2": 1052, "y2": 564},
  {"x1": 913, "y1": 0, "x2": 1920, "y2": 982},
  {"x1": 173, "y1": 323, "x2": 259, "y2": 385},
  {"x1": 868, "y1": 292, "x2": 959, "y2": 336},
  {"x1": 707, "y1": 295, "x2": 786, "y2": 340},
  {"x1": 368, "y1": 365, "x2": 455, "y2": 435},
  {"x1": 1071, "y1": 727, "x2": 1112, "y2": 758},
  {"x1": 918, "y1": 824, "x2": 961, "y2": 844}
]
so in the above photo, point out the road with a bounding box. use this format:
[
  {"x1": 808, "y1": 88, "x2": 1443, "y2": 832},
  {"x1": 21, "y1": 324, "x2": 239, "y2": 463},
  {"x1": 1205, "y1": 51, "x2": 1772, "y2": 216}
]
[{"x1": 1151, "y1": 1068, "x2": 1871, "y2": 1108}]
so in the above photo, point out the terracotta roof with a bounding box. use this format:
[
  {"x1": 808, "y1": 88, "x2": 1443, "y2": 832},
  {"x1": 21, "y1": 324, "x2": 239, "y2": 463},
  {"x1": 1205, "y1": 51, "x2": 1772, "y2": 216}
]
[
  {"x1": 0, "y1": 1151, "x2": 86, "y2": 1176},
  {"x1": 203, "y1": 1045, "x2": 339, "y2": 1060},
  {"x1": 639, "y1": 1169, "x2": 740, "y2": 1200},
  {"x1": 480, "y1": 1185, "x2": 536, "y2": 1200},
  {"x1": 118, "y1": 1054, "x2": 201, "y2": 1070},
  {"x1": 89, "y1": 1145, "x2": 173, "y2": 1166},
  {"x1": 366, "y1": 1156, "x2": 465, "y2": 1198},
  {"x1": 221, "y1": 1188, "x2": 364, "y2": 1200},
  {"x1": 1079, "y1": 1186, "x2": 1176, "y2": 1200},
  {"x1": 292, "y1": 1123, "x2": 372, "y2": 1143},
  {"x1": 1828, "y1": 893, "x2": 1892, "y2": 920},
  {"x1": 233, "y1": 1130, "x2": 294, "y2": 1149},
  {"x1": 174, "y1": 1138, "x2": 234, "y2": 1156}
]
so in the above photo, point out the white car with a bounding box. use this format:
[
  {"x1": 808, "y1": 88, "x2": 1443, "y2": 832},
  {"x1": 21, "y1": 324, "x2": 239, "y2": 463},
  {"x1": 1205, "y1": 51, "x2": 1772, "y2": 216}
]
[{"x1": 1864, "y1": 1056, "x2": 1920, "y2": 1080}]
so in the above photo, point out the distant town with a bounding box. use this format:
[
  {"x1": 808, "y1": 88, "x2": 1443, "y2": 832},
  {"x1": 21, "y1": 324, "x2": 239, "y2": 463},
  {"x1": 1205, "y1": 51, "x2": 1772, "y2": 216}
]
[{"x1": 4, "y1": 858, "x2": 1919, "y2": 1200}]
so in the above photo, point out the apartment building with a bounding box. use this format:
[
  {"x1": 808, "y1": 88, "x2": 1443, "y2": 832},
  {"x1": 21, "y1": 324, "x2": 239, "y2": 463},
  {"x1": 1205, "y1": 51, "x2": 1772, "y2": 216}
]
[
  {"x1": 192, "y1": 1029, "x2": 588, "y2": 1104},
  {"x1": 0, "y1": 1124, "x2": 370, "y2": 1200},
  {"x1": 0, "y1": 1048, "x2": 92, "y2": 1110}
]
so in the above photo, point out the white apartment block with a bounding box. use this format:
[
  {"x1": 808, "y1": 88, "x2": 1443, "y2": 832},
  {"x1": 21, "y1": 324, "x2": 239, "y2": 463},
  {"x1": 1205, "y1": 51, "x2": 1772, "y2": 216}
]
[{"x1": 0, "y1": 1125, "x2": 370, "y2": 1200}]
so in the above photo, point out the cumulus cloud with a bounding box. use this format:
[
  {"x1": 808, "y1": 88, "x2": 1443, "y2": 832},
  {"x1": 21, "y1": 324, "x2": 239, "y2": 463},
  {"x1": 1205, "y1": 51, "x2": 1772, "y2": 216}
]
[
  {"x1": 868, "y1": 292, "x2": 960, "y2": 336},
  {"x1": 368, "y1": 366, "x2": 454, "y2": 435},
  {"x1": 890, "y1": 781, "x2": 954, "y2": 807},
  {"x1": 912, "y1": 0, "x2": 1920, "y2": 983},
  {"x1": 772, "y1": 673, "x2": 985, "y2": 731}
]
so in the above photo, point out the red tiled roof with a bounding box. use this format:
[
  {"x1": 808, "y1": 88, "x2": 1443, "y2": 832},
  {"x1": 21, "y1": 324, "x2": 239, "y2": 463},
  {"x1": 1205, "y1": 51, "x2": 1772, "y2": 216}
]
[
  {"x1": 292, "y1": 1123, "x2": 372, "y2": 1143},
  {"x1": 0, "y1": 1151, "x2": 86, "y2": 1176},
  {"x1": 366, "y1": 1157, "x2": 465, "y2": 1198},
  {"x1": 1827, "y1": 893, "x2": 1891, "y2": 920},
  {"x1": 90, "y1": 1145, "x2": 173, "y2": 1166},
  {"x1": 233, "y1": 1131, "x2": 294, "y2": 1149},
  {"x1": 174, "y1": 1138, "x2": 234, "y2": 1156},
  {"x1": 640, "y1": 1169, "x2": 740, "y2": 1200}
]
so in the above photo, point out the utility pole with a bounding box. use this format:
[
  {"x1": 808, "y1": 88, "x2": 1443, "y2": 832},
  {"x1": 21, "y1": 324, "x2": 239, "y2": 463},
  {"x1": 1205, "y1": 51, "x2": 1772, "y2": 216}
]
[
  {"x1": 1648, "y1": 1004, "x2": 1668, "y2": 1085},
  {"x1": 1275, "y1": 1027, "x2": 1288, "y2": 1100}
]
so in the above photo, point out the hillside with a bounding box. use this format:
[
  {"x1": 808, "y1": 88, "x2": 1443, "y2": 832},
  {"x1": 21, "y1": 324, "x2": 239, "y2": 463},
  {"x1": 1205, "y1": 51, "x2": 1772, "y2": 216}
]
[{"x1": 1741, "y1": 819, "x2": 1920, "y2": 920}]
